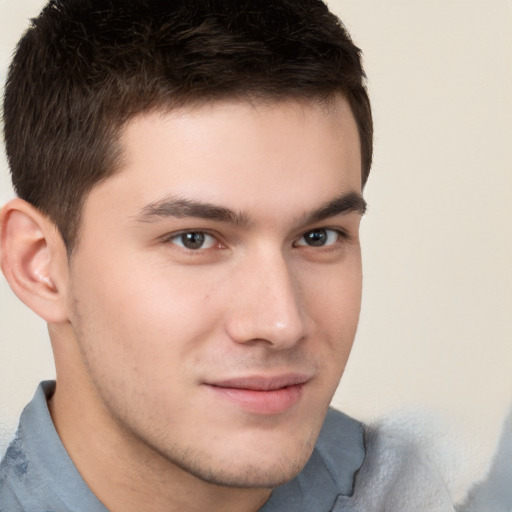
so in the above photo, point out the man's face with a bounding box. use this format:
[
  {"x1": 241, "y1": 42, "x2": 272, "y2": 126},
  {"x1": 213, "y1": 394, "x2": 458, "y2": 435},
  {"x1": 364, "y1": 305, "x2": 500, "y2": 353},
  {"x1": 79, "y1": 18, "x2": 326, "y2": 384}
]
[{"x1": 63, "y1": 97, "x2": 364, "y2": 488}]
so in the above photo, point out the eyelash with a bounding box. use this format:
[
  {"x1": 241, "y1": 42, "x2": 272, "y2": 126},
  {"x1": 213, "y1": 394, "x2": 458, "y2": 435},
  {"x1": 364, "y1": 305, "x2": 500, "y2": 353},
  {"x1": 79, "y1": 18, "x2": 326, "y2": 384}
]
[{"x1": 162, "y1": 227, "x2": 348, "y2": 251}]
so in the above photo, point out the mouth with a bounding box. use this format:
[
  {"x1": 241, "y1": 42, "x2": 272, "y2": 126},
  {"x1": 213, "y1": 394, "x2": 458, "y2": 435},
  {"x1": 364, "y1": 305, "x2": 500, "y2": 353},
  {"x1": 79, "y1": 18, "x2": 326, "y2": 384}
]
[{"x1": 204, "y1": 374, "x2": 311, "y2": 415}]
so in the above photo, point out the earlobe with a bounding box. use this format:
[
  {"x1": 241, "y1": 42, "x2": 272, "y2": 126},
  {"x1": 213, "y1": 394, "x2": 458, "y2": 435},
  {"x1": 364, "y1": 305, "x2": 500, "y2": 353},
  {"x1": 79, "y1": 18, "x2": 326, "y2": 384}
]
[{"x1": 0, "y1": 199, "x2": 69, "y2": 324}]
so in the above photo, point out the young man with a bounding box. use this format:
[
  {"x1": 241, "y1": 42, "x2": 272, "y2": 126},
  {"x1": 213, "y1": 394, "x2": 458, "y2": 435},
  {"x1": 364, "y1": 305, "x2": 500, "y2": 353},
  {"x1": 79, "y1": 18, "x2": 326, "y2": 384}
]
[{"x1": 0, "y1": 1, "x2": 454, "y2": 511}]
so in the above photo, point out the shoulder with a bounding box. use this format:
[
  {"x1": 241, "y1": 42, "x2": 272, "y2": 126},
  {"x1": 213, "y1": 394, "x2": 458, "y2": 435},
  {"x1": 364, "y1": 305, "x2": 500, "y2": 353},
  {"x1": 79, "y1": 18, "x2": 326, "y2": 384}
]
[
  {"x1": 0, "y1": 431, "x2": 25, "y2": 511},
  {"x1": 0, "y1": 382, "x2": 108, "y2": 512},
  {"x1": 0, "y1": 383, "x2": 59, "y2": 511},
  {"x1": 336, "y1": 424, "x2": 457, "y2": 512}
]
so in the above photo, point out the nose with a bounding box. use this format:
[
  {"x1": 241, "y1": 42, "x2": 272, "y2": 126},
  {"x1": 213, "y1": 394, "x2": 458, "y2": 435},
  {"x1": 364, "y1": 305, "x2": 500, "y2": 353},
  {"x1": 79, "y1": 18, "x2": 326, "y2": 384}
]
[{"x1": 225, "y1": 248, "x2": 307, "y2": 349}]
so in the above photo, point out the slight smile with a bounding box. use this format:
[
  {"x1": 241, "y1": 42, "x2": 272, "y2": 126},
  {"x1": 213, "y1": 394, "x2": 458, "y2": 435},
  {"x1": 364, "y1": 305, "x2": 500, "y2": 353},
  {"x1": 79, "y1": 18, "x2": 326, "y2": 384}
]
[{"x1": 204, "y1": 374, "x2": 312, "y2": 415}]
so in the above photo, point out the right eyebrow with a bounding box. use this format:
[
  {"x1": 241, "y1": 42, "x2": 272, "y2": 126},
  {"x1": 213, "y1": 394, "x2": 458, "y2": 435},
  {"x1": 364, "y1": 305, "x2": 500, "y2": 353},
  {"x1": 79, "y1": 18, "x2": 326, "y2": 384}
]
[{"x1": 133, "y1": 197, "x2": 250, "y2": 226}]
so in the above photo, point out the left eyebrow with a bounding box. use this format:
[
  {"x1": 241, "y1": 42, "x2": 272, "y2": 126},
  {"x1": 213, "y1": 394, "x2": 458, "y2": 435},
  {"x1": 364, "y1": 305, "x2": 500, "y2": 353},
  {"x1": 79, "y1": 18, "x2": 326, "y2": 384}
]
[{"x1": 300, "y1": 191, "x2": 367, "y2": 225}]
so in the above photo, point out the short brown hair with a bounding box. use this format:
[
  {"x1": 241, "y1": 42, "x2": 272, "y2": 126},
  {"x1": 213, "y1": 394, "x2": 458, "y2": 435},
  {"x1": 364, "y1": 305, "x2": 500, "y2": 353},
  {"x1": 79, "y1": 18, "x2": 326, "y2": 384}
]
[{"x1": 3, "y1": 0, "x2": 372, "y2": 251}]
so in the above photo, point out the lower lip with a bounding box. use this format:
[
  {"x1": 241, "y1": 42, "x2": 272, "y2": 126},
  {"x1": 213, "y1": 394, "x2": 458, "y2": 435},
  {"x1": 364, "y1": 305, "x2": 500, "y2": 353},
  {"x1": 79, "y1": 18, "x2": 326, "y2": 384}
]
[{"x1": 207, "y1": 384, "x2": 305, "y2": 415}]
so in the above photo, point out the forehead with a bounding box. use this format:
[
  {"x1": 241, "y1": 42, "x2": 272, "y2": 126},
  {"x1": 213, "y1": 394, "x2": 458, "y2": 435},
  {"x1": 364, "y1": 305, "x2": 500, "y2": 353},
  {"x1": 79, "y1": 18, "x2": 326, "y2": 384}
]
[{"x1": 83, "y1": 97, "x2": 362, "y2": 227}]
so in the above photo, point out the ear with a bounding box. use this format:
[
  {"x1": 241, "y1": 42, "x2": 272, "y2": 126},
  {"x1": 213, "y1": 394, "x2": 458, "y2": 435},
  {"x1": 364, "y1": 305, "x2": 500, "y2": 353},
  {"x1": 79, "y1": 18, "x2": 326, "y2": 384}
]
[{"x1": 0, "y1": 198, "x2": 69, "y2": 324}]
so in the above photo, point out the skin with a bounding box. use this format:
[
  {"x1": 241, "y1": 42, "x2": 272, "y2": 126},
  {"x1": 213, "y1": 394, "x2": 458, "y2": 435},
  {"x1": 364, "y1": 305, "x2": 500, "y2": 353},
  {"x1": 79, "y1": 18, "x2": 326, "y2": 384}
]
[{"x1": 1, "y1": 97, "x2": 364, "y2": 512}]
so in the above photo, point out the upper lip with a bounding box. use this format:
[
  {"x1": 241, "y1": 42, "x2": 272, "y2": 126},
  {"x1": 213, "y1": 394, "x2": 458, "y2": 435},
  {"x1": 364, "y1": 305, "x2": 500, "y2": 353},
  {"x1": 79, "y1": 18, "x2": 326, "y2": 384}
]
[{"x1": 205, "y1": 373, "x2": 312, "y2": 391}]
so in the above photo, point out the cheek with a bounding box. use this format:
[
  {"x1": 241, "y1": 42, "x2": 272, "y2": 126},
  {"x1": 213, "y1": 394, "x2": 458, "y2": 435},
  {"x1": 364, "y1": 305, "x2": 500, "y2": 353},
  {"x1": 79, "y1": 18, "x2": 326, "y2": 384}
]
[
  {"x1": 67, "y1": 257, "x2": 227, "y2": 423},
  {"x1": 300, "y1": 258, "x2": 362, "y2": 367},
  {"x1": 69, "y1": 252, "x2": 224, "y2": 373},
  {"x1": 303, "y1": 257, "x2": 362, "y2": 326}
]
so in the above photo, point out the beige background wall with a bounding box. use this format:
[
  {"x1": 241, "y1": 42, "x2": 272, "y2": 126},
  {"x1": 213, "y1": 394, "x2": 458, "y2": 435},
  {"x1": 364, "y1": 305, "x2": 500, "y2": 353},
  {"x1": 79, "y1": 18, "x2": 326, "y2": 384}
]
[{"x1": 1, "y1": 0, "x2": 511, "y2": 502}]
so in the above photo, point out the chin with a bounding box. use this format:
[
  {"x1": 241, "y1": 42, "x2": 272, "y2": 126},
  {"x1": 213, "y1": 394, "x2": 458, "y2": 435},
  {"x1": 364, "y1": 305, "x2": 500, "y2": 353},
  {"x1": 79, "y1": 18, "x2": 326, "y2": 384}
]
[
  {"x1": 164, "y1": 432, "x2": 317, "y2": 490},
  {"x1": 190, "y1": 455, "x2": 309, "y2": 489}
]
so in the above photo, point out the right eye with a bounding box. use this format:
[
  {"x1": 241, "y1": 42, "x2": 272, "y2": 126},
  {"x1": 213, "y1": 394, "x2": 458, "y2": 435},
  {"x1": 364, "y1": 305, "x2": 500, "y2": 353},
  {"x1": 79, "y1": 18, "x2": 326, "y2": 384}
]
[{"x1": 167, "y1": 231, "x2": 218, "y2": 250}]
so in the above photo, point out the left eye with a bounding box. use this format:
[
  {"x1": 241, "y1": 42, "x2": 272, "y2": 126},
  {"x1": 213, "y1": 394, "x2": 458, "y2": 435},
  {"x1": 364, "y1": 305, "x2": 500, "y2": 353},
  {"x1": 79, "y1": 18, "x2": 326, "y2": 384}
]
[
  {"x1": 168, "y1": 232, "x2": 217, "y2": 250},
  {"x1": 295, "y1": 228, "x2": 341, "y2": 247}
]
